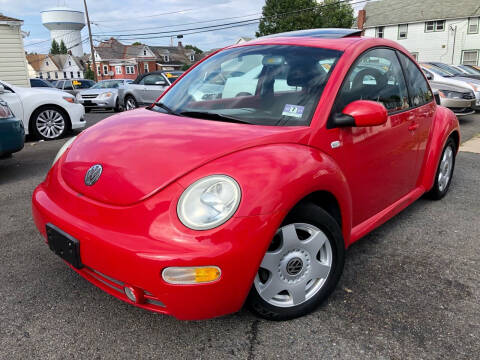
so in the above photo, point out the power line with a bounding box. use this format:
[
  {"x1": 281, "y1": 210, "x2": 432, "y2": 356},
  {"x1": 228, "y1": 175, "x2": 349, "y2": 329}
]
[{"x1": 90, "y1": 8, "x2": 197, "y2": 23}]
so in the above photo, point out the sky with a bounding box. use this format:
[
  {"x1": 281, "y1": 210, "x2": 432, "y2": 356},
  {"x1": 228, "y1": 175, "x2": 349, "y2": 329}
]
[
  {"x1": 0, "y1": 0, "x2": 366, "y2": 55},
  {"x1": 0, "y1": 0, "x2": 265, "y2": 54}
]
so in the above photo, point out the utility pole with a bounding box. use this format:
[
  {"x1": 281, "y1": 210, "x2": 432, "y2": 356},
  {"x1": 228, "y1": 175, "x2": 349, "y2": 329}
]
[{"x1": 83, "y1": 0, "x2": 97, "y2": 81}]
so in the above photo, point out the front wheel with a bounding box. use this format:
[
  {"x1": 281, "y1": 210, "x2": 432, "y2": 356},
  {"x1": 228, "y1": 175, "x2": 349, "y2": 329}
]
[
  {"x1": 31, "y1": 106, "x2": 69, "y2": 140},
  {"x1": 247, "y1": 203, "x2": 345, "y2": 321},
  {"x1": 426, "y1": 138, "x2": 456, "y2": 200}
]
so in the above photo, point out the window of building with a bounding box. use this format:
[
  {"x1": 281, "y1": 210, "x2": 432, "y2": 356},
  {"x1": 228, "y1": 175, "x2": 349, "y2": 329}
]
[
  {"x1": 143, "y1": 49, "x2": 147, "y2": 56},
  {"x1": 69, "y1": 71, "x2": 73, "y2": 78},
  {"x1": 398, "y1": 24, "x2": 408, "y2": 39},
  {"x1": 115, "y1": 65, "x2": 122, "y2": 74},
  {"x1": 144, "y1": 63, "x2": 149, "y2": 72},
  {"x1": 410, "y1": 52, "x2": 419, "y2": 61},
  {"x1": 68, "y1": 60, "x2": 72, "y2": 66},
  {"x1": 126, "y1": 65, "x2": 135, "y2": 74},
  {"x1": 468, "y1": 17, "x2": 479, "y2": 34},
  {"x1": 96, "y1": 66, "x2": 100, "y2": 76},
  {"x1": 375, "y1": 26, "x2": 384, "y2": 38},
  {"x1": 45, "y1": 60, "x2": 49, "y2": 66},
  {"x1": 163, "y1": 55, "x2": 169, "y2": 62},
  {"x1": 77, "y1": 71, "x2": 81, "y2": 78},
  {"x1": 64, "y1": 71, "x2": 67, "y2": 78},
  {"x1": 425, "y1": 20, "x2": 445, "y2": 32},
  {"x1": 55, "y1": 72, "x2": 58, "y2": 79},
  {"x1": 189, "y1": 53, "x2": 195, "y2": 61},
  {"x1": 103, "y1": 65, "x2": 108, "y2": 75},
  {"x1": 47, "y1": 72, "x2": 51, "y2": 79},
  {"x1": 39, "y1": 72, "x2": 43, "y2": 79},
  {"x1": 462, "y1": 50, "x2": 479, "y2": 66}
]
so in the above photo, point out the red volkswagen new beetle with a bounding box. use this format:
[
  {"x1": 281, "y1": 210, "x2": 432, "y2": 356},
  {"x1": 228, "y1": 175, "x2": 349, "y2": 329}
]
[{"x1": 32, "y1": 29, "x2": 460, "y2": 321}]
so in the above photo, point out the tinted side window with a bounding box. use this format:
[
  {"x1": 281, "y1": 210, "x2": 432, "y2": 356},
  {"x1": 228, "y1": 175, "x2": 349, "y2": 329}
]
[
  {"x1": 55, "y1": 81, "x2": 64, "y2": 89},
  {"x1": 141, "y1": 74, "x2": 165, "y2": 85},
  {"x1": 399, "y1": 53, "x2": 433, "y2": 107},
  {"x1": 333, "y1": 48, "x2": 410, "y2": 115},
  {"x1": 63, "y1": 81, "x2": 73, "y2": 90}
]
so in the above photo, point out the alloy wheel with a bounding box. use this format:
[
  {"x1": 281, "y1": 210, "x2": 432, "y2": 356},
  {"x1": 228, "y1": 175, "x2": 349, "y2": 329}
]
[
  {"x1": 125, "y1": 97, "x2": 137, "y2": 110},
  {"x1": 36, "y1": 109, "x2": 65, "y2": 139},
  {"x1": 254, "y1": 223, "x2": 332, "y2": 308},
  {"x1": 438, "y1": 145, "x2": 454, "y2": 192}
]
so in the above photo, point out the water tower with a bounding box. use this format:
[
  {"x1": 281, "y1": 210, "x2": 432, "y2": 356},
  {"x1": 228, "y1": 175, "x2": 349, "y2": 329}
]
[{"x1": 41, "y1": 5, "x2": 85, "y2": 56}]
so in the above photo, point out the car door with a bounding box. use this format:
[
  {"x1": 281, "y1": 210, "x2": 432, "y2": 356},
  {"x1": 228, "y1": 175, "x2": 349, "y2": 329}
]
[
  {"x1": 327, "y1": 48, "x2": 417, "y2": 226},
  {"x1": 141, "y1": 74, "x2": 168, "y2": 104},
  {"x1": 0, "y1": 83, "x2": 24, "y2": 123},
  {"x1": 398, "y1": 53, "x2": 435, "y2": 183}
]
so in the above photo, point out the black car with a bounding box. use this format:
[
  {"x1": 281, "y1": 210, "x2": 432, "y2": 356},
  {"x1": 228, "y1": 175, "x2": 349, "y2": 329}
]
[{"x1": 30, "y1": 78, "x2": 56, "y2": 88}]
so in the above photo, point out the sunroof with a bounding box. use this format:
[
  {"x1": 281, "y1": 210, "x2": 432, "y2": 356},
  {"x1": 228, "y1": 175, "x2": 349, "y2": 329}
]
[{"x1": 261, "y1": 28, "x2": 362, "y2": 39}]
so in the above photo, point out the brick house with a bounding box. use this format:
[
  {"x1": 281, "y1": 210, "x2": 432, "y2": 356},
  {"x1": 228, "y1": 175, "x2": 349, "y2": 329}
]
[{"x1": 91, "y1": 38, "x2": 201, "y2": 80}]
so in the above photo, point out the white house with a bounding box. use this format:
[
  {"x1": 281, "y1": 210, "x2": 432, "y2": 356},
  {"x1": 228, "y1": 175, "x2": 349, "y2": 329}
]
[
  {"x1": 0, "y1": 13, "x2": 30, "y2": 87},
  {"x1": 50, "y1": 54, "x2": 84, "y2": 79},
  {"x1": 362, "y1": 0, "x2": 480, "y2": 65},
  {"x1": 26, "y1": 54, "x2": 60, "y2": 80}
]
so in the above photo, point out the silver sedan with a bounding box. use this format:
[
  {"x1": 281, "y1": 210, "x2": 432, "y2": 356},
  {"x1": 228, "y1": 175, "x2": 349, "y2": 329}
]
[{"x1": 76, "y1": 79, "x2": 133, "y2": 113}]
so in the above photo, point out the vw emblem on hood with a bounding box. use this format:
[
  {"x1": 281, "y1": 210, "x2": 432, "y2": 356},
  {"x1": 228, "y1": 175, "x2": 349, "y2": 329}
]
[{"x1": 84, "y1": 164, "x2": 103, "y2": 186}]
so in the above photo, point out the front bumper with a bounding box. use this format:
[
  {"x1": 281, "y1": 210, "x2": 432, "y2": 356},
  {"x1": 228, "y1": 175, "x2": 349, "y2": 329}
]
[
  {"x1": 78, "y1": 96, "x2": 116, "y2": 109},
  {"x1": 440, "y1": 97, "x2": 476, "y2": 116},
  {"x1": 32, "y1": 163, "x2": 282, "y2": 320},
  {"x1": 67, "y1": 102, "x2": 86, "y2": 130},
  {"x1": 0, "y1": 117, "x2": 24, "y2": 156}
]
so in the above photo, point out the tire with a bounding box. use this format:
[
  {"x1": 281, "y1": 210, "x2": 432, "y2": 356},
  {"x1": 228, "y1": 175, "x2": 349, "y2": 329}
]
[
  {"x1": 247, "y1": 203, "x2": 345, "y2": 321},
  {"x1": 31, "y1": 106, "x2": 70, "y2": 141},
  {"x1": 124, "y1": 96, "x2": 137, "y2": 111},
  {"x1": 114, "y1": 98, "x2": 121, "y2": 112},
  {"x1": 426, "y1": 138, "x2": 456, "y2": 200}
]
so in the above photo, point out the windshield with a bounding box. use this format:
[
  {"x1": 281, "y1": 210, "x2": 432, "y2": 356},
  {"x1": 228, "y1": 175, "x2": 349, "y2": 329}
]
[
  {"x1": 436, "y1": 64, "x2": 464, "y2": 76},
  {"x1": 458, "y1": 65, "x2": 480, "y2": 75},
  {"x1": 422, "y1": 64, "x2": 454, "y2": 77},
  {"x1": 91, "y1": 80, "x2": 124, "y2": 89},
  {"x1": 151, "y1": 45, "x2": 342, "y2": 126}
]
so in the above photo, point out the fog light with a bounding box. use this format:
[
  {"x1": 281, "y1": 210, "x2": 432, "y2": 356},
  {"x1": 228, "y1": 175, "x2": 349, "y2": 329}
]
[
  {"x1": 124, "y1": 286, "x2": 144, "y2": 303},
  {"x1": 162, "y1": 266, "x2": 221, "y2": 284}
]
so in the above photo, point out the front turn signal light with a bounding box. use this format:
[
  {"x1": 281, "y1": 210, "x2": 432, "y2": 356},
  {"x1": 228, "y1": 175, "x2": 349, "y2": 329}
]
[{"x1": 162, "y1": 266, "x2": 221, "y2": 284}]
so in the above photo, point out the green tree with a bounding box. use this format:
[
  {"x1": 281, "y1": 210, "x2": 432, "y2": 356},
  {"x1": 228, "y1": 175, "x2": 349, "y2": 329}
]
[
  {"x1": 132, "y1": 42, "x2": 142, "y2": 45},
  {"x1": 84, "y1": 61, "x2": 95, "y2": 80},
  {"x1": 319, "y1": 0, "x2": 354, "y2": 28},
  {"x1": 50, "y1": 39, "x2": 60, "y2": 54},
  {"x1": 256, "y1": 0, "x2": 354, "y2": 37},
  {"x1": 59, "y1": 40, "x2": 68, "y2": 54},
  {"x1": 181, "y1": 63, "x2": 192, "y2": 71},
  {"x1": 185, "y1": 45, "x2": 203, "y2": 54}
]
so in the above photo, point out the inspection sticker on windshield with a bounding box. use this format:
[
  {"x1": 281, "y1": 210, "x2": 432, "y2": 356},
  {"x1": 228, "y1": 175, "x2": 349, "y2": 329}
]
[{"x1": 282, "y1": 104, "x2": 304, "y2": 118}]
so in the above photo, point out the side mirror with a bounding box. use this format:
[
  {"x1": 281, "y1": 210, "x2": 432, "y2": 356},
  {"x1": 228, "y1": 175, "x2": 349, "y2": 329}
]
[
  {"x1": 333, "y1": 100, "x2": 388, "y2": 127},
  {"x1": 0, "y1": 84, "x2": 4, "y2": 94},
  {"x1": 433, "y1": 91, "x2": 441, "y2": 105},
  {"x1": 425, "y1": 72, "x2": 433, "y2": 80}
]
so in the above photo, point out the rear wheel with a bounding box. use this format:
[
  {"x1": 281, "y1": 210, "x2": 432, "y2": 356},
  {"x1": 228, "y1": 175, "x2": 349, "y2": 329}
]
[
  {"x1": 247, "y1": 203, "x2": 345, "y2": 321},
  {"x1": 426, "y1": 138, "x2": 456, "y2": 200},
  {"x1": 125, "y1": 96, "x2": 137, "y2": 110}
]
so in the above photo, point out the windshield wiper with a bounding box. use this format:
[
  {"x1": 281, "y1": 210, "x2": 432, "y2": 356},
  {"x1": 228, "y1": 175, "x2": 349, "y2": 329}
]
[
  {"x1": 152, "y1": 102, "x2": 180, "y2": 115},
  {"x1": 179, "y1": 111, "x2": 251, "y2": 124}
]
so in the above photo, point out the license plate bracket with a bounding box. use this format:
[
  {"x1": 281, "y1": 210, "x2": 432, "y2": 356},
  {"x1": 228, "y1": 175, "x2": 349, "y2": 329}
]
[{"x1": 46, "y1": 224, "x2": 83, "y2": 269}]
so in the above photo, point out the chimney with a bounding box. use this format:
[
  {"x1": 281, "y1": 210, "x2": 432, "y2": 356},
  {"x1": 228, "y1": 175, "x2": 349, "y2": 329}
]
[
  {"x1": 357, "y1": 9, "x2": 366, "y2": 31},
  {"x1": 177, "y1": 41, "x2": 183, "y2": 48}
]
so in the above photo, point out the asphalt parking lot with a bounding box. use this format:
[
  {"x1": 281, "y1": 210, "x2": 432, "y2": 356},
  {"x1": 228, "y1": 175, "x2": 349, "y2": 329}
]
[{"x1": 1, "y1": 110, "x2": 479, "y2": 359}]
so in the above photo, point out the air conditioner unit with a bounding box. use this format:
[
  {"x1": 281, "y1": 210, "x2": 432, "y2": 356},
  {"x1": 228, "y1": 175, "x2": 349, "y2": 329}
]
[{"x1": 108, "y1": 71, "x2": 114, "y2": 76}]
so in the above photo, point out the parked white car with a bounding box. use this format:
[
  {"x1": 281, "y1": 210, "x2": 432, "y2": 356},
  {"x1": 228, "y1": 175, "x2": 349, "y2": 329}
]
[{"x1": 0, "y1": 80, "x2": 85, "y2": 140}]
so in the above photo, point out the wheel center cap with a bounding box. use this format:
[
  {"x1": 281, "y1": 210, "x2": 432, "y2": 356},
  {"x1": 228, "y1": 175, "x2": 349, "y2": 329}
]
[{"x1": 286, "y1": 257, "x2": 303, "y2": 275}]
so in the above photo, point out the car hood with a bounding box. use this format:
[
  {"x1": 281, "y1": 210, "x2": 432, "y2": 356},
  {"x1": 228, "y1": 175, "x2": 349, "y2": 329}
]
[
  {"x1": 79, "y1": 88, "x2": 119, "y2": 95},
  {"x1": 60, "y1": 108, "x2": 310, "y2": 206},
  {"x1": 429, "y1": 81, "x2": 473, "y2": 93}
]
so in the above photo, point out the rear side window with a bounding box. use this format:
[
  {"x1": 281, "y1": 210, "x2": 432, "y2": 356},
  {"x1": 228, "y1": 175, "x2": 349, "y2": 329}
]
[
  {"x1": 399, "y1": 53, "x2": 433, "y2": 107},
  {"x1": 332, "y1": 48, "x2": 410, "y2": 115}
]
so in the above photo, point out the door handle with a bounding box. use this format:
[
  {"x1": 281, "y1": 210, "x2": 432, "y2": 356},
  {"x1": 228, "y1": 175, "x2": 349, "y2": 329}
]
[{"x1": 408, "y1": 122, "x2": 419, "y2": 131}]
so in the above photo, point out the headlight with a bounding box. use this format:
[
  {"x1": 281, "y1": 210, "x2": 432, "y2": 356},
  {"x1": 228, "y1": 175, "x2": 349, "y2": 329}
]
[
  {"x1": 52, "y1": 136, "x2": 76, "y2": 167},
  {"x1": 177, "y1": 175, "x2": 241, "y2": 230},
  {"x1": 438, "y1": 90, "x2": 463, "y2": 99},
  {"x1": 63, "y1": 96, "x2": 75, "y2": 103},
  {"x1": 76, "y1": 93, "x2": 82, "y2": 101},
  {"x1": 98, "y1": 92, "x2": 113, "y2": 100},
  {"x1": 0, "y1": 100, "x2": 13, "y2": 119}
]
